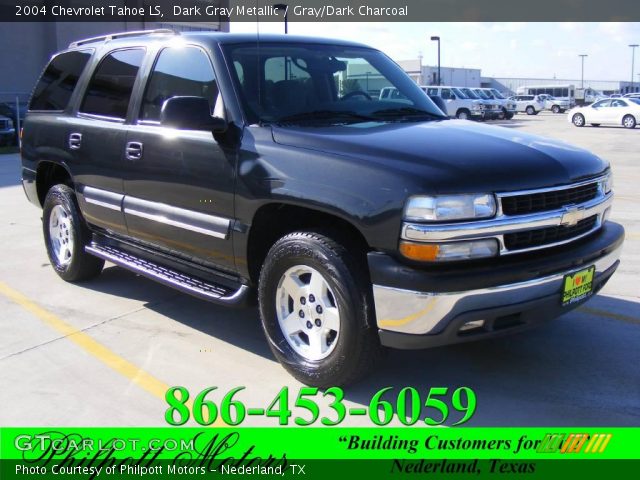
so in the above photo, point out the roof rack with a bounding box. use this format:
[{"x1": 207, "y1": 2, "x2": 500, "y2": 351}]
[{"x1": 69, "y1": 29, "x2": 178, "y2": 48}]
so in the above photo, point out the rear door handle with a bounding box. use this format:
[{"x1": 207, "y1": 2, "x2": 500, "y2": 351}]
[
  {"x1": 69, "y1": 133, "x2": 82, "y2": 150},
  {"x1": 125, "y1": 141, "x2": 143, "y2": 161}
]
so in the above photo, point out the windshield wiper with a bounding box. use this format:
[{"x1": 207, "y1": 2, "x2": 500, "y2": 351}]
[
  {"x1": 276, "y1": 110, "x2": 376, "y2": 125},
  {"x1": 372, "y1": 107, "x2": 445, "y2": 120}
]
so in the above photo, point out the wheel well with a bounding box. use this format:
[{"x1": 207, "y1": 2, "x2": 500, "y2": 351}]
[
  {"x1": 246, "y1": 204, "x2": 370, "y2": 284},
  {"x1": 36, "y1": 162, "x2": 72, "y2": 206},
  {"x1": 456, "y1": 108, "x2": 470, "y2": 115}
]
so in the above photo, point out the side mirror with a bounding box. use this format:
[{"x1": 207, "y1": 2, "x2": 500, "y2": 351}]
[{"x1": 160, "y1": 96, "x2": 227, "y2": 132}]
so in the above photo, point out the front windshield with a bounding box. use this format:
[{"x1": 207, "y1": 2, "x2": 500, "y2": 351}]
[
  {"x1": 461, "y1": 88, "x2": 479, "y2": 99},
  {"x1": 474, "y1": 89, "x2": 490, "y2": 100},
  {"x1": 222, "y1": 42, "x2": 445, "y2": 125},
  {"x1": 490, "y1": 89, "x2": 506, "y2": 99},
  {"x1": 452, "y1": 87, "x2": 468, "y2": 99}
]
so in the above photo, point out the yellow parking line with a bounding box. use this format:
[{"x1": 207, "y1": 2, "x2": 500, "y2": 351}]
[
  {"x1": 578, "y1": 306, "x2": 640, "y2": 325},
  {"x1": 0, "y1": 281, "x2": 225, "y2": 425}
]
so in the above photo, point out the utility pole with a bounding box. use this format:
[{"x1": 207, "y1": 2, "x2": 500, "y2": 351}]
[
  {"x1": 630, "y1": 44, "x2": 639, "y2": 93},
  {"x1": 579, "y1": 54, "x2": 588, "y2": 89}
]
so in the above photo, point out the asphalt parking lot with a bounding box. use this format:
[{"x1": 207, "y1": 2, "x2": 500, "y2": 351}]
[{"x1": 0, "y1": 112, "x2": 638, "y2": 427}]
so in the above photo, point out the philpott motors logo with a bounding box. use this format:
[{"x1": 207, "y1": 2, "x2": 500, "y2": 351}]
[{"x1": 537, "y1": 433, "x2": 612, "y2": 454}]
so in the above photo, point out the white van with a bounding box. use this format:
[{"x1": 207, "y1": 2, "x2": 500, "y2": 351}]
[{"x1": 422, "y1": 86, "x2": 484, "y2": 120}]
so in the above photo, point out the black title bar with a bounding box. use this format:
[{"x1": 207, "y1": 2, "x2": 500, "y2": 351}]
[{"x1": 1, "y1": 0, "x2": 640, "y2": 22}]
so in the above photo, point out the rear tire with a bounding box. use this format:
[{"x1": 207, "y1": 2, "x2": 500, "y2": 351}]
[
  {"x1": 43, "y1": 184, "x2": 104, "y2": 282},
  {"x1": 551, "y1": 105, "x2": 561, "y2": 114},
  {"x1": 258, "y1": 231, "x2": 381, "y2": 387},
  {"x1": 622, "y1": 115, "x2": 636, "y2": 129},
  {"x1": 572, "y1": 113, "x2": 585, "y2": 127}
]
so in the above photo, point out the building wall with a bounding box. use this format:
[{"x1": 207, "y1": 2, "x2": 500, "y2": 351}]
[{"x1": 397, "y1": 60, "x2": 481, "y2": 87}]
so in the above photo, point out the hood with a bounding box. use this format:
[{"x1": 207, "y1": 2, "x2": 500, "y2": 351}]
[{"x1": 271, "y1": 120, "x2": 608, "y2": 194}]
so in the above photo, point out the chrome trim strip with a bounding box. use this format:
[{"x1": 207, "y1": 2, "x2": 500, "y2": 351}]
[
  {"x1": 123, "y1": 197, "x2": 230, "y2": 239},
  {"x1": 496, "y1": 174, "x2": 607, "y2": 198},
  {"x1": 402, "y1": 193, "x2": 612, "y2": 242},
  {"x1": 82, "y1": 186, "x2": 123, "y2": 212},
  {"x1": 373, "y1": 243, "x2": 622, "y2": 335}
]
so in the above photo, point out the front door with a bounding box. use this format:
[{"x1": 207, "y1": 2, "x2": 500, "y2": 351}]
[{"x1": 122, "y1": 45, "x2": 236, "y2": 273}]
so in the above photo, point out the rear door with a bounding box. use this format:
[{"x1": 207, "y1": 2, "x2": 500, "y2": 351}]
[
  {"x1": 70, "y1": 48, "x2": 146, "y2": 235},
  {"x1": 121, "y1": 45, "x2": 236, "y2": 272}
]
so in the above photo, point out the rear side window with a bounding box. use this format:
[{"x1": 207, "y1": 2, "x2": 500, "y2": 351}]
[
  {"x1": 29, "y1": 50, "x2": 92, "y2": 111},
  {"x1": 81, "y1": 49, "x2": 145, "y2": 119},
  {"x1": 140, "y1": 46, "x2": 218, "y2": 122}
]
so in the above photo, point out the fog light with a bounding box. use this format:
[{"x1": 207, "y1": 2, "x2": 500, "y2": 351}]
[
  {"x1": 399, "y1": 239, "x2": 498, "y2": 262},
  {"x1": 459, "y1": 320, "x2": 486, "y2": 332}
]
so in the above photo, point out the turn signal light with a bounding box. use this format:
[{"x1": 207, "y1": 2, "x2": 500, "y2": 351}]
[{"x1": 399, "y1": 242, "x2": 439, "y2": 261}]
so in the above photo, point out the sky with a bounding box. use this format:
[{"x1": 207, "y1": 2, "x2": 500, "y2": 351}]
[{"x1": 230, "y1": 22, "x2": 640, "y2": 82}]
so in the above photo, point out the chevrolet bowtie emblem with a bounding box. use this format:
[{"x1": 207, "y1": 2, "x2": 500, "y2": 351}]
[{"x1": 560, "y1": 206, "x2": 586, "y2": 227}]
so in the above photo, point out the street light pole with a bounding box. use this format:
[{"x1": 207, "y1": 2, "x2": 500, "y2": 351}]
[
  {"x1": 630, "y1": 45, "x2": 639, "y2": 93},
  {"x1": 579, "y1": 54, "x2": 588, "y2": 89},
  {"x1": 430, "y1": 36, "x2": 440, "y2": 85}
]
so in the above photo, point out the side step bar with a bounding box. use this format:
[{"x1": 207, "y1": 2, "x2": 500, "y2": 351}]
[{"x1": 85, "y1": 243, "x2": 250, "y2": 306}]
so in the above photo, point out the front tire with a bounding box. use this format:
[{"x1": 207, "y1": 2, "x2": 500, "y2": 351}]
[
  {"x1": 258, "y1": 231, "x2": 381, "y2": 387},
  {"x1": 43, "y1": 184, "x2": 104, "y2": 282},
  {"x1": 622, "y1": 114, "x2": 636, "y2": 129},
  {"x1": 456, "y1": 109, "x2": 470, "y2": 120},
  {"x1": 572, "y1": 113, "x2": 585, "y2": 127},
  {"x1": 526, "y1": 106, "x2": 536, "y2": 115}
]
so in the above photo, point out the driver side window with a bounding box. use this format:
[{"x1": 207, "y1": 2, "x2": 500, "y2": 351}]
[{"x1": 140, "y1": 46, "x2": 219, "y2": 122}]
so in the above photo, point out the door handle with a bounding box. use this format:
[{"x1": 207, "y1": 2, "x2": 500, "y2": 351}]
[
  {"x1": 125, "y1": 141, "x2": 143, "y2": 161},
  {"x1": 69, "y1": 133, "x2": 82, "y2": 150}
]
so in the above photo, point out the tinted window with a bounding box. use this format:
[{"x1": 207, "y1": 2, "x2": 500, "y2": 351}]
[
  {"x1": 81, "y1": 49, "x2": 145, "y2": 119},
  {"x1": 141, "y1": 46, "x2": 217, "y2": 121},
  {"x1": 224, "y1": 43, "x2": 444, "y2": 124},
  {"x1": 29, "y1": 50, "x2": 92, "y2": 111},
  {"x1": 592, "y1": 99, "x2": 611, "y2": 108},
  {"x1": 611, "y1": 100, "x2": 627, "y2": 107}
]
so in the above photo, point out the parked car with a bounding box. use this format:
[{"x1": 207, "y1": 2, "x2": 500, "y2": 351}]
[
  {"x1": 0, "y1": 102, "x2": 27, "y2": 145},
  {"x1": 510, "y1": 95, "x2": 545, "y2": 115},
  {"x1": 482, "y1": 88, "x2": 517, "y2": 119},
  {"x1": 456, "y1": 88, "x2": 496, "y2": 119},
  {"x1": 0, "y1": 115, "x2": 15, "y2": 146},
  {"x1": 422, "y1": 86, "x2": 484, "y2": 120},
  {"x1": 569, "y1": 98, "x2": 640, "y2": 129},
  {"x1": 22, "y1": 31, "x2": 623, "y2": 387},
  {"x1": 536, "y1": 94, "x2": 571, "y2": 114},
  {"x1": 609, "y1": 94, "x2": 622, "y2": 99},
  {"x1": 470, "y1": 88, "x2": 503, "y2": 119},
  {"x1": 623, "y1": 93, "x2": 640, "y2": 99}
]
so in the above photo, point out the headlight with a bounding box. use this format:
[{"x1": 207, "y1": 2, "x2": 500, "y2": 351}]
[
  {"x1": 404, "y1": 194, "x2": 496, "y2": 222},
  {"x1": 601, "y1": 173, "x2": 613, "y2": 194},
  {"x1": 399, "y1": 239, "x2": 499, "y2": 262}
]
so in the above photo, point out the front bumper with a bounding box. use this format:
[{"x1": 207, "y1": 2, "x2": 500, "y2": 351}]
[{"x1": 369, "y1": 221, "x2": 624, "y2": 349}]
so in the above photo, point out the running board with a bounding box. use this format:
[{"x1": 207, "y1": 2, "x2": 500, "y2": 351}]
[{"x1": 85, "y1": 243, "x2": 249, "y2": 305}]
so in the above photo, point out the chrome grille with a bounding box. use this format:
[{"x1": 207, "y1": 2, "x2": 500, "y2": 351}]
[
  {"x1": 504, "y1": 215, "x2": 598, "y2": 250},
  {"x1": 501, "y1": 182, "x2": 599, "y2": 216}
]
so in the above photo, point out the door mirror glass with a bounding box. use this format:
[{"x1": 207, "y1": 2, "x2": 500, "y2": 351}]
[{"x1": 160, "y1": 96, "x2": 227, "y2": 132}]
